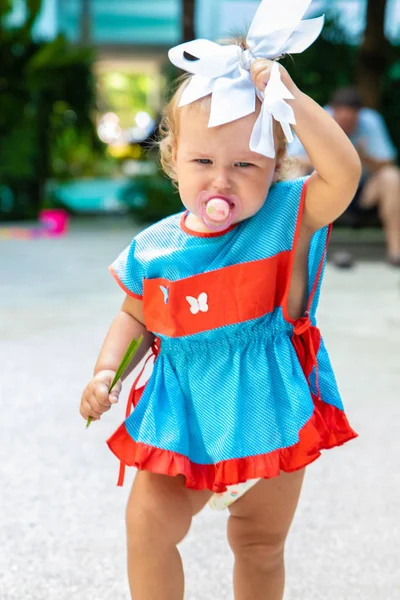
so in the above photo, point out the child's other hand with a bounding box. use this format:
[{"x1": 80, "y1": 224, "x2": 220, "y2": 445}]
[
  {"x1": 80, "y1": 370, "x2": 122, "y2": 422},
  {"x1": 250, "y1": 59, "x2": 295, "y2": 94}
]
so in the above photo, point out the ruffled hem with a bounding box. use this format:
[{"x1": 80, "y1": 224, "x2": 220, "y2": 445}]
[{"x1": 106, "y1": 397, "x2": 358, "y2": 493}]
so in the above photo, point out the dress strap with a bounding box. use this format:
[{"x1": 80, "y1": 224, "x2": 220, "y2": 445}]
[
  {"x1": 292, "y1": 315, "x2": 322, "y2": 400},
  {"x1": 292, "y1": 223, "x2": 332, "y2": 400},
  {"x1": 117, "y1": 337, "x2": 160, "y2": 486},
  {"x1": 282, "y1": 176, "x2": 333, "y2": 321},
  {"x1": 281, "y1": 177, "x2": 332, "y2": 400},
  {"x1": 306, "y1": 224, "x2": 332, "y2": 314}
]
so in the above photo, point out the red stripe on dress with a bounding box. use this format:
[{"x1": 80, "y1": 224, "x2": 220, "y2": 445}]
[
  {"x1": 143, "y1": 250, "x2": 291, "y2": 337},
  {"x1": 106, "y1": 397, "x2": 358, "y2": 492}
]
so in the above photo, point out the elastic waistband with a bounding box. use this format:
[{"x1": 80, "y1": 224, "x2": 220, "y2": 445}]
[{"x1": 158, "y1": 313, "x2": 295, "y2": 351}]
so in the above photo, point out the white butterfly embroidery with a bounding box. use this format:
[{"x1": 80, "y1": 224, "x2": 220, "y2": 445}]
[
  {"x1": 186, "y1": 292, "x2": 209, "y2": 315},
  {"x1": 160, "y1": 285, "x2": 169, "y2": 304}
]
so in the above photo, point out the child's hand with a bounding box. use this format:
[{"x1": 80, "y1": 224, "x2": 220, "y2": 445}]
[
  {"x1": 250, "y1": 59, "x2": 295, "y2": 94},
  {"x1": 80, "y1": 370, "x2": 122, "y2": 422}
]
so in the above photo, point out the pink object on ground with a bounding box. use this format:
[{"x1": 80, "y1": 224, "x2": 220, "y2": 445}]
[{"x1": 39, "y1": 209, "x2": 69, "y2": 237}]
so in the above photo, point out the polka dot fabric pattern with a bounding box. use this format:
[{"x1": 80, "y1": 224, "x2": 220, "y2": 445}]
[
  {"x1": 307, "y1": 226, "x2": 329, "y2": 316},
  {"x1": 107, "y1": 177, "x2": 358, "y2": 491},
  {"x1": 110, "y1": 241, "x2": 145, "y2": 298},
  {"x1": 309, "y1": 338, "x2": 344, "y2": 410}
]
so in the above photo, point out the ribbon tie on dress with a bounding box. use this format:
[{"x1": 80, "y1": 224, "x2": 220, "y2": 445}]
[
  {"x1": 292, "y1": 314, "x2": 321, "y2": 401},
  {"x1": 117, "y1": 337, "x2": 161, "y2": 486},
  {"x1": 168, "y1": 0, "x2": 324, "y2": 158}
]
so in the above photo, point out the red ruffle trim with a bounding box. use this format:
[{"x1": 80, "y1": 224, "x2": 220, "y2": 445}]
[{"x1": 106, "y1": 397, "x2": 358, "y2": 493}]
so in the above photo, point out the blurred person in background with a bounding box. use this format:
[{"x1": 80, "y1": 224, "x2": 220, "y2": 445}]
[{"x1": 287, "y1": 87, "x2": 400, "y2": 267}]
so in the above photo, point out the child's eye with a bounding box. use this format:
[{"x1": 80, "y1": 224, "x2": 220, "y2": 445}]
[
  {"x1": 235, "y1": 162, "x2": 254, "y2": 168},
  {"x1": 195, "y1": 159, "x2": 212, "y2": 165}
]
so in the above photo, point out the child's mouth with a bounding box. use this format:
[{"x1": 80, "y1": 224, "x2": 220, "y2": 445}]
[{"x1": 196, "y1": 193, "x2": 241, "y2": 231}]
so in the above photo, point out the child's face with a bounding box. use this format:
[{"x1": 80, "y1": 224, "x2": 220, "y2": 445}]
[{"x1": 174, "y1": 100, "x2": 278, "y2": 230}]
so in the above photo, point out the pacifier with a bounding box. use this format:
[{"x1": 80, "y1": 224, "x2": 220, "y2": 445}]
[{"x1": 196, "y1": 193, "x2": 241, "y2": 232}]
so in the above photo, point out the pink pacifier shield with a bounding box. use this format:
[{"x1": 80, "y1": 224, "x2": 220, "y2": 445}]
[{"x1": 195, "y1": 192, "x2": 241, "y2": 232}]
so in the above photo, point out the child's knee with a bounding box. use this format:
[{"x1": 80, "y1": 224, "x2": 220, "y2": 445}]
[
  {"x1": 227, "y1": 514, "x2": 286, "y2": 571},
  {"x1": 126, "y1": 474, "x2": 193, "y2": 549}
]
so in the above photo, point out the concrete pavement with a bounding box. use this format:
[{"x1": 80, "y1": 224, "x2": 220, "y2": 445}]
[{"x1": 1, "y1": 218, "x2": 399, "y2": 600}]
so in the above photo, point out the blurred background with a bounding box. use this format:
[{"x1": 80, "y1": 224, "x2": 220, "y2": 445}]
[
  {"x1": 0, "y1": 0, "x2": 399, "y2": 230},
  {"x1": 1, "y1": 3, "x2": 400, "y2": 600}
]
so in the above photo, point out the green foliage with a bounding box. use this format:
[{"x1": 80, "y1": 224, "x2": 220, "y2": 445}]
[
  {"x1": 120, "y1": 170, "x2": 183, "y2": 223},
  {"x1": 0, "y1": 0, "x2": 12, "y2": 18},
  {"x1": 0, "y1": 2, "x2": 104, "y2": 221},
  {"x1": 382, "y1": 57, "x2": 400, "y2": 153},
  {"x1": 117, "y1": 61, "x2": 183, "y2": 224},
  {"x1": 50, "y1": 124, "x2": 117, "y2": 180},
  {"x1": 98, "y1": 72, "x2": 158, "y2": 130},
  {"x1": 23, "y1": 0, "x2": 42, "y2": 37}
]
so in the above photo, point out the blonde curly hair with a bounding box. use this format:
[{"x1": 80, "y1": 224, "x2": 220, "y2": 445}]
[{"x1": 159, "y1": 37, "x2": 288, "y2": 183}]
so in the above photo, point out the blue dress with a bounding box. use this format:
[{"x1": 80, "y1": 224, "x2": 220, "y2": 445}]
[{"x1": 107, "y1": 178, "x2": 357, "y2": 492}]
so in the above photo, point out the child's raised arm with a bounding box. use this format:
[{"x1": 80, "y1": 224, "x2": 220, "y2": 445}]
[
  {"x1": 80, "y1": 297, "x2": 154, "y2": 423},
  {"x1": 251, "y1": 60, "x2": 362, "y2": 230}
]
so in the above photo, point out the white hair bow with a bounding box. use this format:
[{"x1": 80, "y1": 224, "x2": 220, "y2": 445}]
[{"x1": 168, "y1": 0, "x2": 324, "y2": 158}]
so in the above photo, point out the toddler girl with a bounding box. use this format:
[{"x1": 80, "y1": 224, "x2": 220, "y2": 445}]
[{"x1": 80, "y1": 1, "x2": 361, "y2": 598}]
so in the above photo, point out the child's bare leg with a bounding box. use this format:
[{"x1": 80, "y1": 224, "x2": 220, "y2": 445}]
[
  {"x1": 227, "y1": 469, "x2": 305, "y2": 600},
  {"x1": 126, "y1": 471, "x2": 212, "y2": 600}
]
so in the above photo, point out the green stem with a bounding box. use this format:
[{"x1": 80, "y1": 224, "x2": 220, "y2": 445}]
[{"x1": 86, "y1": 335, "x2": 144, "y2": 429}]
